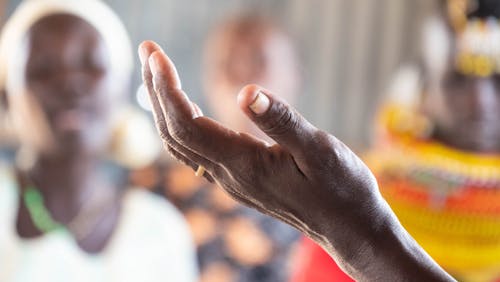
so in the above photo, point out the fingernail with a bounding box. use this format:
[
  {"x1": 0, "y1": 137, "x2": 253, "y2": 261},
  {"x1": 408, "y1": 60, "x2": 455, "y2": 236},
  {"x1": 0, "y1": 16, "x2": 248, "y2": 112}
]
[
  {"x1": 149, "y1": 55, "x2": 159, "y2": 75},
  {"x1": 139, "y1": 46, "x2": 148, "y2": 65},
  {"x1": 192, "y1": 103, "x2": 204, "y2": 118},
  {"x1": 249, "y1": 91, "x2": 270, "y2": 115}
]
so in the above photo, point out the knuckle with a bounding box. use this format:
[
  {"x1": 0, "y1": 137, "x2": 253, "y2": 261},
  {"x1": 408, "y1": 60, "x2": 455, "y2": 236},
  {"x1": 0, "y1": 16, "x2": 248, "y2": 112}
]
[
  {"x1": 262, "y1": 103, "x2": 299, "y2": 137},
  {"x1": 308, "y1": 130, "x2": 342, "y2": 166},
  {"x1": 152, "y1": 74, "x2": 168, "y2": 93},
  {"x1": 169, "y1": 120, "x2": 193, "y2": 145},
  {"x1": 156, "y1": 122, "x2": 171, "y2": 141},
  {"x1": 312, "y1": 130, "x2": 334, "y2": 149}
]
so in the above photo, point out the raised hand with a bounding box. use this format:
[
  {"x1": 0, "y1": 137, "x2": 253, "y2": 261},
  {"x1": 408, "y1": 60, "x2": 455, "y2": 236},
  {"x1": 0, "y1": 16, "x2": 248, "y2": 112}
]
[{"x1": 138, "y1": 41, "x2": 455, "y2": 282}]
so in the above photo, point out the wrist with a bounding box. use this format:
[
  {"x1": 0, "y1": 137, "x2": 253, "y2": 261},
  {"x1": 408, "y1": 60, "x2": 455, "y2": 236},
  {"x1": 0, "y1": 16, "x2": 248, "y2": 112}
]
[{"x1": 308, "y1": 197, "x2": 454, "y2": 281}]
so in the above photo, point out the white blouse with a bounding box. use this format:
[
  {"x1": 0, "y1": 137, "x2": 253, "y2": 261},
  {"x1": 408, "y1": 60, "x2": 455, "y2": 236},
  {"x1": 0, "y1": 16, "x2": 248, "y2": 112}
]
[{"x1": 0, "y1": 164, "x2": 198, "y2": 282}]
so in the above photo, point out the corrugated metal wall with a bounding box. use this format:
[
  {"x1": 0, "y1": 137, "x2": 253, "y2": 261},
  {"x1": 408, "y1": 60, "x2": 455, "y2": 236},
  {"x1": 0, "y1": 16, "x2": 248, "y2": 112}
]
[{"x1": 2, "y1": 0, "x2": 437, "y2": 150}]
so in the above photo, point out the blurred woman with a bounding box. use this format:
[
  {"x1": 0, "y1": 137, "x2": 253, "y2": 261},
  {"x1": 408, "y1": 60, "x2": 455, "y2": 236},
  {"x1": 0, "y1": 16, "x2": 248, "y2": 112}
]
[
  {"x1": 290, "y1": 0, "x2": 500, "y2": 281},
  {"x1": 0, "y1": 1, "x2": 196, "y2": 281}
]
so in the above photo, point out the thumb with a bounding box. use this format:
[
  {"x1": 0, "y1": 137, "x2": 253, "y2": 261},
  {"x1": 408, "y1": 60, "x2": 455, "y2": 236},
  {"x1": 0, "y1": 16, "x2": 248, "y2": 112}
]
[{"x1": 237, "y1": 84, "x2": 317, "y2": 155}]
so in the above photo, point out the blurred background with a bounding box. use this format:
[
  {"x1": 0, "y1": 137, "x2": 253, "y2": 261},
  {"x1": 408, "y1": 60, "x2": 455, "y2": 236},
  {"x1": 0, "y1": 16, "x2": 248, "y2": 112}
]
[
  {"x1": 1, "y1": 0, "x2": 435, "y2": 151},
  {"x1": 2, "y1": 1, "x2": 500, "y2": 282}
]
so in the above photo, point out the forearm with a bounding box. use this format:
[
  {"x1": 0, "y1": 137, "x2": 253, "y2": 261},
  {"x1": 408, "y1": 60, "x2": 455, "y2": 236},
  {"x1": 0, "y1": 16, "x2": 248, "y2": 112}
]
[{"x1": 311, "y1": 198, "x2": 456, "y2": 282}]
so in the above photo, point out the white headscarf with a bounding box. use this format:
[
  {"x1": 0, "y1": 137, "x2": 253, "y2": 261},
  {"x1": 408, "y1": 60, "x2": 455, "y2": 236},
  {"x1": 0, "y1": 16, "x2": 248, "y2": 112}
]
[
  {"x1": 0, "y1": 0, "x2": 133, "y2": 97},
  {"x1": 0, "y1": 0, "x2": 161, "y2": 169}
]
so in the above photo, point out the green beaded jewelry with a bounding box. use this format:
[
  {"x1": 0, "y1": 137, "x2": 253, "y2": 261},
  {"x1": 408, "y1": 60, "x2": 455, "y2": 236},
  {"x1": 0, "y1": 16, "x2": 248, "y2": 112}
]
[{"x1": 23, "y1": 186, "x2": 63, "y2": 233}]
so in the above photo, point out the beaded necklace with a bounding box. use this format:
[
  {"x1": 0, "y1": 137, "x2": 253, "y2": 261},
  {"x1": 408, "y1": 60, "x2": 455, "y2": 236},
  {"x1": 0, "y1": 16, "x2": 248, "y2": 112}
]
[
  {"x1": 19, "y1": 174, "x2": 114, "y2": 241},
  {"x1": 23, "y1": 186, "x2": 63, "y2": 233},
  {"x1": 366, "y1": 102, "x2": 500, "y2": 280}
]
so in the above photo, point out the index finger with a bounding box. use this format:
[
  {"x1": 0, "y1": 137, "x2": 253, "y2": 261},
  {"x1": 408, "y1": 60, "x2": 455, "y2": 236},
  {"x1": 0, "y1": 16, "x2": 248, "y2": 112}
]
[
  {"x1": 139, "y1": 41, "x2": 182, "y2": 91},
  {"x1": 144, "y1": 43, "x2": 268, "y2": 165}
]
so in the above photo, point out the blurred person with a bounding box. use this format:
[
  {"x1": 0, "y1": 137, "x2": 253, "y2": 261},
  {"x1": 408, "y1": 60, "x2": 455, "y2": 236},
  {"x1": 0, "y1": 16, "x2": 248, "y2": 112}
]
[
  {"x1": 289, "y1": 0, "x2": 500, "y2": 281},
  {"x1": 202, "y1": 15, "x2": 300, "y2": 142},
  {"x1": 0, "y1": 1, "x2": 197, "y2": 281},
  {"x1": 161, "y1": 15, "x2": 301, "y2": 282}
]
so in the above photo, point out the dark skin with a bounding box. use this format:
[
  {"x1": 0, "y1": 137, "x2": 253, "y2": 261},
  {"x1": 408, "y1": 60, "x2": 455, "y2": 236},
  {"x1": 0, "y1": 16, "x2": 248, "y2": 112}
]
[
  {"x1": 139, "y1": 41, "x2": 456, "y2": 281},
  {"x1": 422, "y1": 18, "x2": 500, "y2": 154},
  {"x1": 13, "y1": 14, "x2": 121, "y2": 254},
  {"x1": 427, "y1": 64, "x2": 500, "y2": 153}
]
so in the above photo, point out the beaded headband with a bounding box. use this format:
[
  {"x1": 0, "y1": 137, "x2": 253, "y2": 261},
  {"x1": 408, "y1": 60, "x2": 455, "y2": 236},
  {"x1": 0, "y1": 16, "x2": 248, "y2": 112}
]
[{"x1": 447, "y1": 0, "x2": 500, "y2": 76}]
